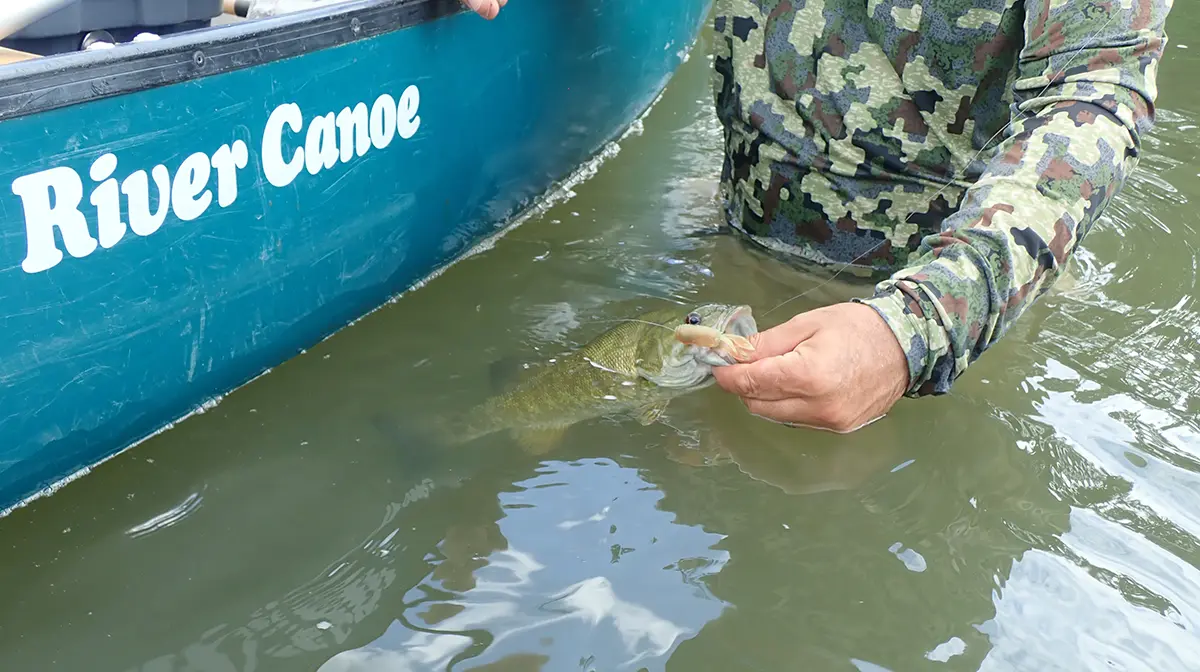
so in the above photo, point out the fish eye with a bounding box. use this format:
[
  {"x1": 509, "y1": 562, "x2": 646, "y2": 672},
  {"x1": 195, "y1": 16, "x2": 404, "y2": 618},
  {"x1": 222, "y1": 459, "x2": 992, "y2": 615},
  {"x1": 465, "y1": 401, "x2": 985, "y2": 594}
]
[{"x1": 685, "y1": 312, "x2": 702, "y2": 325}]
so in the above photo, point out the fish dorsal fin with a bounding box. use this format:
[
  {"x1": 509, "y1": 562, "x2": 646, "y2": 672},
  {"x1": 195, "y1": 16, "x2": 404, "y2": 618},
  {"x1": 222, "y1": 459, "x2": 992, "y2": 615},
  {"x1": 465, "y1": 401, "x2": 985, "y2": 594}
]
[
  {"x1": 635, "y1": 400, "x2": 670, "y2": 426},
  {"x1": 511, "y1": 425, "x2": 569, "y2": 455}
]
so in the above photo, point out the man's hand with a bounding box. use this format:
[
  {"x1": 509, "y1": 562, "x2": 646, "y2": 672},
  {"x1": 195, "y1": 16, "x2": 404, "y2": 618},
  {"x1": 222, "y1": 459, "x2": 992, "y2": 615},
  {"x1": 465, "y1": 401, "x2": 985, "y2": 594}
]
[
  {"x1": 462, "y1": 0, "x2": 506, "y2": 19},
  {"x1": 711, "y1": 302, "x2": 910, "y2": 432}
]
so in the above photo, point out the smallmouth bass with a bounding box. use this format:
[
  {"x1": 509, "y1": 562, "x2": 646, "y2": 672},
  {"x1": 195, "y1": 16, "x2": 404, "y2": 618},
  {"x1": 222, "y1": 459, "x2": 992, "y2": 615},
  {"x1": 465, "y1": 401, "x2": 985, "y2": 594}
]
[{"x1": 436, "y1": 302, "x2": 758, "y2": 454}]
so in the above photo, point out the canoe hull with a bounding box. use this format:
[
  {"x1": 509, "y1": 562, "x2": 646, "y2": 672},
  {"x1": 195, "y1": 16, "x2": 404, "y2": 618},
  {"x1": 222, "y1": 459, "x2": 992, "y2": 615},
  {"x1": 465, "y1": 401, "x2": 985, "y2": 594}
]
[{"x1": 0, "y1": 0, "x2": 712, "y2": 514}]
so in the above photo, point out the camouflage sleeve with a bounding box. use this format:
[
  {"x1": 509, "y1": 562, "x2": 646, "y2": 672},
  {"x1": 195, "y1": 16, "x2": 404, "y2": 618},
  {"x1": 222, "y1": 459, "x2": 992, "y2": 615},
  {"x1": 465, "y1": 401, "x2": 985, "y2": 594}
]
[{"x1": 855, "y1": 0, "x2": 1173, "y2": 397}]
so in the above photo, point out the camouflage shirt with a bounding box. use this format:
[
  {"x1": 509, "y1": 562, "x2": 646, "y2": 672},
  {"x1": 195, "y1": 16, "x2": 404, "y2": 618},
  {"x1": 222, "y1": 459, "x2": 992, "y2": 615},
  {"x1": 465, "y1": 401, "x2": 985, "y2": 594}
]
[{"x1": 711, "y1": 0, "x2": 1172, "y2": 396}]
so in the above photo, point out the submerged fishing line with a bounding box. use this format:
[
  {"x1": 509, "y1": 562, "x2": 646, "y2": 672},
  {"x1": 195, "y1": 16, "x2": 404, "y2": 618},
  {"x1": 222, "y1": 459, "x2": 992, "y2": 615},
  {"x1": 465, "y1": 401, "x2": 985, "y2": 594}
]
[{"x1": 585, "y1": 317, "x2": 679, "y2": 333}]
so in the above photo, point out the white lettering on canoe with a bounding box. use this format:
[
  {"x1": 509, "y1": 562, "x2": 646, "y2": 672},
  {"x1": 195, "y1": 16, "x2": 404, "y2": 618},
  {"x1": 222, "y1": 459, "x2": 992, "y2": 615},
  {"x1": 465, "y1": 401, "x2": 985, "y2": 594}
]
[
  {"x1": 11, "y1": 84, "x2": 421, "y2": 273},
  {"x1": 12, "y1": 167, "x2": 97, "y2": 273},
  {"x1": 397, "y1": 85, "x2": 420, "y2": 139},
  {"x1": 335, "y1": 102, "x2": 371, "y2": 163},
  {"x1": 262, "y1": 102, "x2": 304, "y2": 188},
  {"x1": 211, "y1": 141, "x2": 250, "y2": 208},
  {"x1": 369, "y1": 93, "x2": 397, "y2": 150},
  {"x1": 172, "y1": 152, "x2": 214, "y2": 222},
  {"x1": 122, "y1": 165, "x2": 172, "y2": 237},
  {"x1": 89, "y1": 153, "x2": 125, "y2": 249}
]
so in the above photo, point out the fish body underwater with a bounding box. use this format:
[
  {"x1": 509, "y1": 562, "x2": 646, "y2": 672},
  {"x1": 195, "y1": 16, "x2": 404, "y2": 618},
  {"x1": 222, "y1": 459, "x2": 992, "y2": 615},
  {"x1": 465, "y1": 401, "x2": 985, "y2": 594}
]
[{"x1": 435, "y1": 302, "x2": 758, "y2": 454}]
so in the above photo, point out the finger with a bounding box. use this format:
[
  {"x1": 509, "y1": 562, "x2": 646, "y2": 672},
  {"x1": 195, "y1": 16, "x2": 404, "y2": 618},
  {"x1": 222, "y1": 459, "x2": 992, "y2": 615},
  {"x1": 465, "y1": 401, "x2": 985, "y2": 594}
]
[
  {"x1": 712, "y1": 350, "x2": 810, "y2": 401},
  {"x1": 744, "y1": 397, "x2": 859, "y2": 432},
  {"x1": 461, "y1": 0, "x2": 500, "y2": 18},
  {"x1": 745, "y1": 398, "x2": 882, "y2": 433},
  {"x1": 742, "y1": 396, "x2": 820, "y2": 425},
  {"x1": 741, "y1": 312, "x2": 821, "y2": 361}
]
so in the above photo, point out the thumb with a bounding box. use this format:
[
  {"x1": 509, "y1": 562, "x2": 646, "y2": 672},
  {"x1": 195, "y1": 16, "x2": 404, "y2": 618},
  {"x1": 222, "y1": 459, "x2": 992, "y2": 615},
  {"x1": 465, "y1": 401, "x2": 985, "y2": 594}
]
[{"x1": 740, "y1": 311, "x2": 820, "y2": 362}]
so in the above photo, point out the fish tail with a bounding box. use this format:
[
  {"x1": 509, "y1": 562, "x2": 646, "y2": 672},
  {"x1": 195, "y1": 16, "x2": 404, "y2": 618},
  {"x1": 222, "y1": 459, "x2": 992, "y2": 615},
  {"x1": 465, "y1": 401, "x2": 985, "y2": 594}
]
[{"x1": 368, "y1": 412, "x2": 460, "y2": 473}]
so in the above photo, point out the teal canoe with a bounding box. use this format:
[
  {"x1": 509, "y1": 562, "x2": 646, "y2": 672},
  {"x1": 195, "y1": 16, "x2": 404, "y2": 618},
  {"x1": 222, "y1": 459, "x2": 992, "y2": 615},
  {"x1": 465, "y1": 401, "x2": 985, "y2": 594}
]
[{"x1": 0, "y1": 0, "x2": 712, "y2": 515}]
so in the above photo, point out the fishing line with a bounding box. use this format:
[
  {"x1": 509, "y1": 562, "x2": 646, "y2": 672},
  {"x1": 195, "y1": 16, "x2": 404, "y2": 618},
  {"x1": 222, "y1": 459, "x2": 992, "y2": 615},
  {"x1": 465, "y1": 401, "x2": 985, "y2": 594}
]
[
  {"x1": 584, "y1": 317, "x2": 678, "y2": 333},
  {"x1": 758, "y1": 7, "x2": 1126, "y2": 319}
]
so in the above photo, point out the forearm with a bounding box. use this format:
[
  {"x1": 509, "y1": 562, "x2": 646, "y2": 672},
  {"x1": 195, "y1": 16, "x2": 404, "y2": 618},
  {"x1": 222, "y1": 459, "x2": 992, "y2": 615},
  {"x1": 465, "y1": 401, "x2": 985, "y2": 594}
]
[{"x1": 857, "y1": 0, "x2": 1171, "y2": 396}]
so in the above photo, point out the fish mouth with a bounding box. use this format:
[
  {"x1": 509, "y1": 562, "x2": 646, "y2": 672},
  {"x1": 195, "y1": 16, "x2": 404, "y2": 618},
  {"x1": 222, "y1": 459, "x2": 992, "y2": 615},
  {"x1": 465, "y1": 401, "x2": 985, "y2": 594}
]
[
  {"x1": 642, "y1": 304, "x2": 760, "y2": 388},
  {"x1": 719, "y1": 305, "x2": 757, "y2": 341},
  {"x1": 693, "y1": 305, "x2": 758, "y2": 367}
]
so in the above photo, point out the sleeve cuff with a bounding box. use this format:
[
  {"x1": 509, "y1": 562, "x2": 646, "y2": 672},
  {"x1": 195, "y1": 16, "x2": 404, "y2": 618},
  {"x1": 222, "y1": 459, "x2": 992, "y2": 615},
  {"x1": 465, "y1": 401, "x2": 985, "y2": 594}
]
[{"x1": 853, "y1": 286, "x2": 934, "y2": 397}]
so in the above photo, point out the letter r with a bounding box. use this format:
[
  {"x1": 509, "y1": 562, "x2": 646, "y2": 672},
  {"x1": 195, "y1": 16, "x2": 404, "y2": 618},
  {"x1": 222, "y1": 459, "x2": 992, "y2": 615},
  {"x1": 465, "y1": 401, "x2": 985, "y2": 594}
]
[{"x1": 12, "y1": 167, "x2": 98, "y2": 273}]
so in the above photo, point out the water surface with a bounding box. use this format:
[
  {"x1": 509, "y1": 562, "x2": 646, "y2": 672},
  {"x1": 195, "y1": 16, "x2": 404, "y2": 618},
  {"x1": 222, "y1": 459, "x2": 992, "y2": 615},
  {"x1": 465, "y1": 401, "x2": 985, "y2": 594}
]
[{"x1": 3, "y1": 12, "x2": 1200, "y2": 672}]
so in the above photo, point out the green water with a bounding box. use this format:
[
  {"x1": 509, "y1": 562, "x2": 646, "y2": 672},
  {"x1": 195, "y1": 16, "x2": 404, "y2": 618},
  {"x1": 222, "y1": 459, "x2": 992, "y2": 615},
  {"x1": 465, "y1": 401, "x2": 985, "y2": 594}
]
[{"x1": 3, "y1": 13, "x2": 1200, "y2": 672}]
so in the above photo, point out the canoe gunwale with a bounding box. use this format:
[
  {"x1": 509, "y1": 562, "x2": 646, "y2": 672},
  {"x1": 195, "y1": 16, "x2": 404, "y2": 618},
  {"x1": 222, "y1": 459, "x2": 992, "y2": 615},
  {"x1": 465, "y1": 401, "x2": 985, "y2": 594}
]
[{"x1": 0, "y1": 0, "x2": 463, "y2": 122}]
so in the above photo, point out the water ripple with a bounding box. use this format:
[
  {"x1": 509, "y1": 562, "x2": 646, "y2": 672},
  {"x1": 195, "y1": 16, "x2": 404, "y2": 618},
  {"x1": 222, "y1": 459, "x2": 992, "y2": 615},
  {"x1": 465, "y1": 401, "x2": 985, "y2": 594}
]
[
  {"x1": 125, "y1": 488, "x2": 205, "y2": 538},
  {"x1": 980, "y1": 544, "x2": 1200, "y2": 671},
  {"x1": 317, "y1": 459, "x2": 729, "y2": 671},
  {"x1": 987, "y1": 103, "x2": 1200, "y2": 669}
]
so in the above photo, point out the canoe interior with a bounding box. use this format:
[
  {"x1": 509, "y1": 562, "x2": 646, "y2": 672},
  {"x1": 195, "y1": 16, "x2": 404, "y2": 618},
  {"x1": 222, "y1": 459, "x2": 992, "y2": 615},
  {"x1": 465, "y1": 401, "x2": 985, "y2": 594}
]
[
  {"x1": 0, "y1": 0, "x2": 249, "y2": 64},
  {"x1": 0, "y1": 0, "x2": 712, "y2": 514}
]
